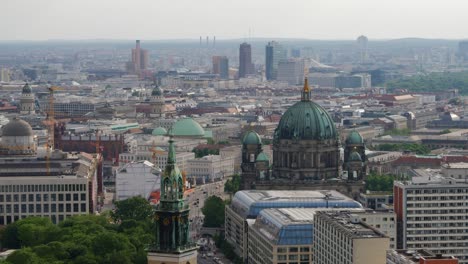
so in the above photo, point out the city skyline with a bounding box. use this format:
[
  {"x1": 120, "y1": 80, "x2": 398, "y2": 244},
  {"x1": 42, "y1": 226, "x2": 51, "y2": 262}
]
[{"x1": 3, "y1": 0, "x2": 468, "y2": 41}]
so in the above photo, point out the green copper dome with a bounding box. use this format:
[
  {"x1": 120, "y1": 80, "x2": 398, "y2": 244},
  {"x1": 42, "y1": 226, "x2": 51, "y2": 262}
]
[
  {"x1": 171, "y1": 118, "x2": 205, "y2": 137},
  {"x1": 346, "y1": 131, "x2": 363, "y2": 145},
  {"x1": 274, "y1": 101, "x2": 337, "y2": 141},
  {"x1": 22, "y1": 83, "x2": 32, "y2": 94},
  {"x1": 152, "y1": 127, "x2": 167, "y2": 136},
  {"x1": 152, "y1": 86, "x2": 162, "y2": 96},
  {"x1": 256, "y1": 152, "x2": 269, "y2": 162},
  {"x1": 349, "y1": 151, "x2": 362, "y2": 162},
  {"x1": 243, "y1": 131, "x2": 262, "y2": 145}
]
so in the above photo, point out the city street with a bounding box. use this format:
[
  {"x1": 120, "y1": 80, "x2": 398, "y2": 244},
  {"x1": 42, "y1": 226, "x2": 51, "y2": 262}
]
[{"x1": 187, "y1": 179, "x2": 227, "y2": 239}]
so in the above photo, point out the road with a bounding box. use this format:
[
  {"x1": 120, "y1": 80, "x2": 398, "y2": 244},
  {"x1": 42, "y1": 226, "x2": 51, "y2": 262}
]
[{"x1": 186, "y1": 179, "x2": 227, "y2": 239}]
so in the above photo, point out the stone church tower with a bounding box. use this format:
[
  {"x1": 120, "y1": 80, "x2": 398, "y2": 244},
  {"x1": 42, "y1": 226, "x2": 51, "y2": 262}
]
[
  {"x1": 20, "y1": 83, "x2": 35, "y2": 115},
  {"x1": 343, "y1": 130, "x2": 367, "y2": 180},
  {"x1": 149, "y1": 84, "x2": 165, "y2": 118},
  {"x1": 240, "y1": 131, "x2": 270, "y2": 190},
  {"x1": 148, "y1": 137, "x2": 197, "y2": 264}
]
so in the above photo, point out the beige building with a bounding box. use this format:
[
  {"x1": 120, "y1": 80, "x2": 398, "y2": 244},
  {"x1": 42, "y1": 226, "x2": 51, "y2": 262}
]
[
  {"x1": 186, "y1": 154, "x2": 235, "y2": 183},
  {"x1": 313, "y1": 211, "x2": 389, "y2": 264}
]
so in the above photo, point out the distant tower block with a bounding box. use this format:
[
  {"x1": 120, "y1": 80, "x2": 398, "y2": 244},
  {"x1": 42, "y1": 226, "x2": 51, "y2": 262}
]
[
  {"x1": 206, "y1": 36, "x2": 209, "y2": 46},
  {"x1": 357, "y1": 35, "x2": 369, "y2": 63},
  {"x1": 213, "y1": 36, "x2": 216, "y2": 48}
]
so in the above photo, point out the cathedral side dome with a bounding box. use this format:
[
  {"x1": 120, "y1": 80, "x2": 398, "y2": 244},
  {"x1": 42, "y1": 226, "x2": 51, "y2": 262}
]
[
  {"x1": 243, "y1": 131, "x2": 262, "y2": 145},
  {"x1": 346, "y1": 131, "x2": 363, "y2": 145},
  {"x1": 349, "y1": 151, "x2": 362, "y2": 162},
  {"x1": 151, "y1": 86, "x2": 162, "y2": 96}
]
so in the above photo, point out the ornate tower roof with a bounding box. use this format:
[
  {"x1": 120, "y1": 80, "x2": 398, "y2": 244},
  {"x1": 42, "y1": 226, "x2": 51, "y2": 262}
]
[
  {"x1": 151, "y1": 85, "x2": 163, "y2": 96},
  {"x1": 346, "y1": 131, "x2": 364, "y2": 145},
  {"x1": 22, "y1": 83, "x2": 32, "y2": 94},
  {"x1": 274, "y1": 78, "x2": 337, "y2": 141},
  {"x1": 159, "y1": 137, "x2": 185, "y2": 208},
  {"x1": 242, "y1": 130, "x2": 262, "y2": 145}
]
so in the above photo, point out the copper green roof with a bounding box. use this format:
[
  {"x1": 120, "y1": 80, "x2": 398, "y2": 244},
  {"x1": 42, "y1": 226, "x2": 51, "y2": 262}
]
[
  {"x1": 256, "y1": 152, "x2": 269, "y2": 162},
  {"x1": 22, "y1": 83, "x2": 32, "y2": 94},
  {"x1": 152, "y1": 127, "x2": 167, "y2": 136},
  {"x1": 151, "y1": 85, "x2": 162, "y2": 96},
  {"x1": 243, "y1": 131, "x2": 262, "y2": 145},
  {"x1": 346, "y1": 131, "x2": 363, "y2": 145},
  {"x1": 171, "y1": 118, "x2": 205, "y2": 137},
  {"x1": 349, "y1": 151, "x2": 362, "y2": 162},
  {"x1": 274, "y1": 101, "x2": 337, "y2": 141}
]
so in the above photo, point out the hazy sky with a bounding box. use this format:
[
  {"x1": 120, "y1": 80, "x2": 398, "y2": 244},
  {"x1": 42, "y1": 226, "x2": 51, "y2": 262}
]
[{"x1": 2, "y1": 0, "x2": 467, "y2": 41}]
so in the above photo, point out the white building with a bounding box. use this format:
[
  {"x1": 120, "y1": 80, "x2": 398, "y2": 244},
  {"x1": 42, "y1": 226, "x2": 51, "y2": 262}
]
[
  {"x1": 0, "y1": 176, "x2": 89, "y2": 225},
  {"x1": 394, "y1": 176, "x2": 468, "y2": 263},
  {"x1": 119, "y1": 150, "x2": 194, "y2": 173},
  {"x1": 313, "y1": 211, "x2": 389, "y2": 264},
  {"x1": 186, "y1": 154, "x2": 234, "y2": 183},
  {"x1": 115, "y1": 161, "x2": 160, "y2": 201}
]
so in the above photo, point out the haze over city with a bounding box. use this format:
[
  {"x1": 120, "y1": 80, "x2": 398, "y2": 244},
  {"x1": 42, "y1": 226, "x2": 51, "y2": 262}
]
[{"x1": 3, "y1": 0, "x2": 468, "y2": 40}]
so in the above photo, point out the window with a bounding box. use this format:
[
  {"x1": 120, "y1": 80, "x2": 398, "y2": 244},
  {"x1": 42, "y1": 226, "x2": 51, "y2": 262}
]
[
  {"x1": 66, "y1": 194, "x2": 71, "y2": 201},
  {"x1": 36, "y1": 204, "x2": 41, "y2": 213}
]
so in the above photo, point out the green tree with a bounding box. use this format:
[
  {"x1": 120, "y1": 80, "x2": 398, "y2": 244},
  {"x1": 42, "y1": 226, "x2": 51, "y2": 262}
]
[
  {"x1": 6, "y1": 248, "x2": 44, "y2": 264},
  {"x1": 201, "y1": 196, "x2": 225, "y2": 227},
  {"x1": 111, "y1": 196, "x2": 154, "y2": 223},
  {"x1": 224, "y1": 174, "x2": 241, "y2": 195},
  {"x1": 365, "y1": 174, "x2": 395, "y2": 192}
]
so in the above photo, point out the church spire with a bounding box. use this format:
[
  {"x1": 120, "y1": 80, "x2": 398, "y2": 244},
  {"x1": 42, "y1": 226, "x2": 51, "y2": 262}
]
[
  {"x1": 167, "y1": 136, "x2": 176, "y2": 165},
  {"x1": 301, "y1": 77, "x2": 311, "y2": 101}
]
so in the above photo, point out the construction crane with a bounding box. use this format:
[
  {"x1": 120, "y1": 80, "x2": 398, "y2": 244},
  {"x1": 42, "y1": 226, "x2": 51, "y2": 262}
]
[{"x1": 45, "y1": 86, "x2": 63, "y2": 175}]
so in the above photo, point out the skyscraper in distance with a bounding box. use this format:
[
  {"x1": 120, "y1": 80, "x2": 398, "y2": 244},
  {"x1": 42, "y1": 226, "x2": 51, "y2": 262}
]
[
  {"x1": 239, "y1": 42, "x2": 253, "y2": 78},
  {"x1": 212, "y1": 56, "x2": 229, "y2": 79},
  {"x1": 128, "y1": 40, "x2": 149, "y2": 77},
  {"x1": 265, "y1": 41, "x2": 286, "y2": 81}
]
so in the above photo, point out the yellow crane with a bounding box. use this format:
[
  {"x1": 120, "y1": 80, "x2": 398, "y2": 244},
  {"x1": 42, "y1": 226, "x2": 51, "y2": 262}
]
[{"x1": 45, "y1": 86, "x2": 63, "y2": 175}]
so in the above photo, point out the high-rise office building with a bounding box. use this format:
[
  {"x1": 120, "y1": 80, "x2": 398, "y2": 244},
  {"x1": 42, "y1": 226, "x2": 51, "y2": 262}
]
[
  {"x1": 239, "y1": 43, "x2": 253, "y2": 78},
  {"x1": 128, "y1": 40, "x2": 149, "y2": 76},
  {"x1": 265, "y1": 41, "x2": 287, "y2": 80},
  {"x1": 458, "y1": 41, "x2": 468, "y2": 61},
  {"x1": 394, "y1": 177, "x2": 468, "y2": 263},
  {"x1": 0, "y1": 68, "x2": 10, "y2": 82},
  {"x1": 357, "y1": 35, "x2": 369, "y2": 63},
  {"x1": 277, "y1": 58, "x2": 305, "y2": 85},
  {"x1": 314, "y1": 211, "x2": 389, "y2": 264},
  {"x1": 212, "y1": 56, "x2": 229, "y2": 79}
]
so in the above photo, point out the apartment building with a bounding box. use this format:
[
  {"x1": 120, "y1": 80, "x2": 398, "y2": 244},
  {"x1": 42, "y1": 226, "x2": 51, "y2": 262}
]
[
  {"x1": 313, "y1": 211, "x2": 389, "y2": 264},
  {"x1": 394, "y1": 177, "x2": 468, "y2": 263}
]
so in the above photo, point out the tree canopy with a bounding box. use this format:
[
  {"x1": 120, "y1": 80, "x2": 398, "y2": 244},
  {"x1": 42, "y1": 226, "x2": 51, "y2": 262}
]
[
  {"x1": 224, "y1": 174, "x2": 241, "y2": 195},
  {"x1": 375, "y1": 143, "x2": 430, "y2": 155},
  {"x1": 201, "y1": 196, "x2": 225, "y2": 228},
  {"x1": 365, "y1": 174, "x2": 395, "y2": 192},
  {"x1": 386, "y1": 71, "x2": 468, "y2": 94},
  {"x1": 0, "y1": 197, "x2": 155, "y2": 264}
]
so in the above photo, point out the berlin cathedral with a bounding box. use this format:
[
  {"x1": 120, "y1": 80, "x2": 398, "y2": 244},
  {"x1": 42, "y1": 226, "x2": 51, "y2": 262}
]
[{"x1": 240, "y1": 78, "x2": 367, "y2": 198}]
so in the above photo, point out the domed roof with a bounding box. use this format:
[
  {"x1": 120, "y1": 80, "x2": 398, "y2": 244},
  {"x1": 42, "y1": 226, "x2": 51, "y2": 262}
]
[
  {"x1": 256, "y1": 152, "x2": 269, "y2": 162},
  {"x1": 2, "y1": 117, "x2": 33, "y2": 136},
  {"x1": 243, "y1": 131, "x2": 262, "y2": 145},
  {"x1": 152, "y1": 127, "x2": 167, "y2": 136},
  {"x1": 22, "y1": 83, "x2": 32, "y2": 94},
  {"x1": 274, "y1": 101, "x2": 337, "y2": 141},
  {"x1": 346, "y1": 131, "x2": 363, "y2": 145},
  {"x1": 171, "y1": 118, "x2": 205, "y2": 137},
  {"x1": 152, "y1": 86, "x2": 162, "y2": 96},
  {"x1": 349, "y1": 151, "x2": 362, "y2": 162}
]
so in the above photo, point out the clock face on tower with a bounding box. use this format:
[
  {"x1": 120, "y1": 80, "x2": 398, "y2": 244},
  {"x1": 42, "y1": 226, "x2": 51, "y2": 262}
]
[{"x1": 163, "y1": 217, "x2": 170, "y2": 226}]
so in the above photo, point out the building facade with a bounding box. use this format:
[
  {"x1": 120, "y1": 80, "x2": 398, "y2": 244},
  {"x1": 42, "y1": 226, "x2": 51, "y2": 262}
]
[
  {"x1": 313, "y1": 211, "x2": 389, "y2": 264},
  {"x1": 394, "y1": 178, "x2": 468, "y2": 263},
  {"x1": 266, "y1": 41, "x2": 287, "y2": 80},
  {"x1": 239, "y1": 42, "x2": 253, "y2": 78}
]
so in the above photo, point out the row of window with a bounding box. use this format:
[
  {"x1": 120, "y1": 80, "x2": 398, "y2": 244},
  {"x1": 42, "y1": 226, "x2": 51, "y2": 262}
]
[
  {"x1": 0, "y1": 193, "x2": 86, "y2": 203},
  {"x1": 0, "y1": 203, "x2": 87, "y2": 214},
  {"x1": 0, "y1": 184, "x2": 87, "y2": 193}
]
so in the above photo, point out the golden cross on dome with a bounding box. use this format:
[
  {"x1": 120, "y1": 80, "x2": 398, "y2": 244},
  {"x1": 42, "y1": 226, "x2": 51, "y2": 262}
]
[{"x1": 304, "y1": 77, "x2": 310, "y2": 92}]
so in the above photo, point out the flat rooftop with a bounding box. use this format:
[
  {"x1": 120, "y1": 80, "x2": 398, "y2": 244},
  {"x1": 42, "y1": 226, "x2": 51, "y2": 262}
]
[
  {"x1": 316, "y1": 211, "x2": 386, "y2": 239},
  {"x1": 231, "y1": 190, "x2": 362, "y2": 218}
]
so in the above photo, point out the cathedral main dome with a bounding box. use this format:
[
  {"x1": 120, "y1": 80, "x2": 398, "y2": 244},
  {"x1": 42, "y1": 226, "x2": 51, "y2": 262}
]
[{"x1": 274, "y1": 101, "x2": 337, "y2": 141}]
